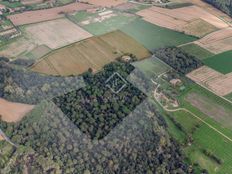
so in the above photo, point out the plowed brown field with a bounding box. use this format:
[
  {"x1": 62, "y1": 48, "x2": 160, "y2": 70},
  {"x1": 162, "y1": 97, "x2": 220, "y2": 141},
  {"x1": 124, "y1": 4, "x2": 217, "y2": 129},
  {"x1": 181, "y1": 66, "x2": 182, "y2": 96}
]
[
  {"x1": 7, "y1": 2, "x2": 93, "y2": 26},
  {"x1": 0, "y1": 98, "x2": 34, "y2": 123},
  {"x1": 187, "y1": 66, "x2": 232, "y2": 96}
]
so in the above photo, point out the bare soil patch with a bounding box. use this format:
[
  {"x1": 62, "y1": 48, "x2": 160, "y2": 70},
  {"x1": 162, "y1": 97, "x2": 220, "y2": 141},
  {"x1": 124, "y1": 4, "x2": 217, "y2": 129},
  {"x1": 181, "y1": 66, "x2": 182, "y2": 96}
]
[
  {"x1": 187, "y1": 66, "x2": 232, "y2": 96},
  {"x1": 0, "y1": 98, "x2": 34, "y2": 123},
  {"x1": 24, "y1": 18, "x2": 92, "y2": 49},
  {"x1": 7, "y1": 2, "x2": 93, "y2": 26}
]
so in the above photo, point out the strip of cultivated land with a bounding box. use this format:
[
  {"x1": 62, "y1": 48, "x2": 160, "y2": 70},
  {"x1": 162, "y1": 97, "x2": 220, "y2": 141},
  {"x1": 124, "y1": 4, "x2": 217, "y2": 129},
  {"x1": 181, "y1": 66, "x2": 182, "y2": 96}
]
[
  {"x1": 7, "y1": 2, "x2": 94, "y2": 26},
  {"x1": 187, "y1": 66, "x2": 232, "y2": 96},
  {"x1": 136, "y1": 5, "x2": 226, "y2": 37},
  {"x1": 30, "y1": 30, "x2": 151, "y2": 76}
]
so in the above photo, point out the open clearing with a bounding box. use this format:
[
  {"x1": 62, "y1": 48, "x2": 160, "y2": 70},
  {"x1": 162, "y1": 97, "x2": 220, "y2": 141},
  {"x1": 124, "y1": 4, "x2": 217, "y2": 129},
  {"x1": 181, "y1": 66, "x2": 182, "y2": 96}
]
[
  {"x1": 121, "y1": 18, "x2": 197, "y2": 51},
  {"x1": 180, "y1": 43, "x2": 214, "y2": 60},
  {"x1": 80, "y1": 0, "x2": 126, "y2": 7},
  {"x1": 0, "y1": 98, "x2": 34, "y2": 123},
  {"x1": 24, "y1": 18, "x2": 92, "y2": 49},
  {"x1": 136, "y1": 5, "x2": 226, "y2": 37},
  {"x1": 203, "y1": 50, "x2": 232, "y2": 74},
  {"x1": 7, "y1": 2, "x2": 93, "y2": 26},
  {"x1": 187, "y1": 66, "x2": 232, "y2": 96},
  {"x1": 132, "y1": 57, "x2": 170, "y2": 78},
  {"x1": 195, "y1": 28, "x2": 232, "y2": 54},
  {"x1": 30, "y1": 30, "x2": 151, "y2": 76}
]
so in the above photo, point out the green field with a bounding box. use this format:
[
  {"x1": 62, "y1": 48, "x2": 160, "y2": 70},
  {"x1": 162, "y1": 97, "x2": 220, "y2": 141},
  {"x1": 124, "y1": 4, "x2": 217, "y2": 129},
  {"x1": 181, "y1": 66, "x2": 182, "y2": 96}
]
[
  {"x1": 203, "y1": 50, "x2": 232, "y2": 74},
  {"x1": 132, "y1": 57, "x2": 171, "y2": 78},
  {"x1": 225, "y1": 93, "x2": 232, "y2": 102},
  {"x1": 168, "y1": 108, "x2": 232, "y2": 174},
  {"x1": 67, "y1": 10, "x2": 98, "y2": 24},
  {"x1": 121, "y1": 19, "x2": 197, "y2": 51},
  {"x1": 81, "y1": 14, "x2": 138, "y2": 36},
  {"x1": 0, "y1": 1, "x2": 23, "y2": 8},
  {"x1": 180, "y1": 43, "x2": 214, "y2": 60}
]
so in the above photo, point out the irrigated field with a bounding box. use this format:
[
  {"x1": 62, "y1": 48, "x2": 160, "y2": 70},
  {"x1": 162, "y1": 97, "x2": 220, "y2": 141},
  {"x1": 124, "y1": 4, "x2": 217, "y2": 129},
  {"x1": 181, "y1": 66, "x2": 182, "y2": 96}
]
[
  {"x1": 7, "y1": 2, "x2": 93, "y2": 26},
  {"x1": 24, "y1": 18, "x2": 92, "y2": 49},
  {"x1": 203, "y1": 50, "x2": 232, "y2": 74},
  {"x1": 31, "y1": 30, "x2": 151, "y2": 76},
  {"x1": 0, "y1": 98, "x2": 34, "y2": 123},
  {"x1": 121, "y1": 18, "x2": 197, "y2": 51},
  {"x1": 180, "y1": 43, "x2": 214, "y2": 60},
  {"x1": 187, "y1": 66, "x2": 232, "y2": 96}
]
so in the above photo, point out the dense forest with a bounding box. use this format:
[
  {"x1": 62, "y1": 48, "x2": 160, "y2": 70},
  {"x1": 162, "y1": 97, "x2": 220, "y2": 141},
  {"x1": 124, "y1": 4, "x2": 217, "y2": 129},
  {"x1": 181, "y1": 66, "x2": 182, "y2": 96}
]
[
  {"x1": 204, "y1": 0, "x2": 232, "y2": 16},
  {"x1": 0, "y1": 59, "x2": 85, "y2": 104},
  {"x1": 0, "y1": 61, "x2": 194, "y2": 173},
  {"x1": 0, "y1": 100, "x2": 192, "y2": 174},
  {"x1": 53, "y1": 62, "x2": 146, "y2": 140},
  {"x1": 153, "y1": 47, "x2": 203, "y2": 74}
]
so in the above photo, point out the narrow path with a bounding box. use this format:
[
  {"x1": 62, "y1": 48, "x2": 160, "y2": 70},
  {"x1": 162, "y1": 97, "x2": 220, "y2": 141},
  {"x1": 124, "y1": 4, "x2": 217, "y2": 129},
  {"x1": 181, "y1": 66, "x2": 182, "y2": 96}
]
[{"x1": 0, "y1": 128, "x2": 17, "y2": 147}]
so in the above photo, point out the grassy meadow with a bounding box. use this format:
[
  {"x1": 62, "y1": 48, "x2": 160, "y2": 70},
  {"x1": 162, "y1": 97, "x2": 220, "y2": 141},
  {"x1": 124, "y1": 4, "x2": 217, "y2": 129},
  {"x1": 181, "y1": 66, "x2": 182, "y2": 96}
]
[
  {"x1": 121, "y1": 19, "x2": 197, "y2": 51},
  {"x1": 203, "y1": 50, "x2": 232, "y2": 74}
]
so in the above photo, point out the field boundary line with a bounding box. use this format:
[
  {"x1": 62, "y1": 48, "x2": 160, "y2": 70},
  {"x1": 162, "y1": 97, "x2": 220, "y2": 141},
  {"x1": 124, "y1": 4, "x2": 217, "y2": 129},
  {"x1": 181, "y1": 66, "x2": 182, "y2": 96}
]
[{"x1": 189, "y1": 79, "x2": 232, "y2": 105}]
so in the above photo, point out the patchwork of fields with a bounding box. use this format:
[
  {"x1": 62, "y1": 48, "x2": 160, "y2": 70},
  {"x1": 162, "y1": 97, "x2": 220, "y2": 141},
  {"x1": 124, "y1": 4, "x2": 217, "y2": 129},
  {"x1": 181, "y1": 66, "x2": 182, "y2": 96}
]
[
  {"x1": 7, "y1": 2, "x2": 93, "y2": 26},
  {"x1": 136, "y1": 5, "x2": 226, "y2": 37},
  {"x1": 80, "y1": 0, "x2": 126, "y2": 7},
  {"x1": 121, "y1": 18, "x2": 197, "y2": 51},
  {"x1": 187, "y1": 66, "x2": 232, "y2": 96},
  {"x1": 195, "y1": 28, "x2": 232, "y2": 54},
  {"x1": 31, "y1": 30, "x2": 151, "y2": 76},
  {"x1": 24, "y1": 18, "x2": 92, "y2": 49}
]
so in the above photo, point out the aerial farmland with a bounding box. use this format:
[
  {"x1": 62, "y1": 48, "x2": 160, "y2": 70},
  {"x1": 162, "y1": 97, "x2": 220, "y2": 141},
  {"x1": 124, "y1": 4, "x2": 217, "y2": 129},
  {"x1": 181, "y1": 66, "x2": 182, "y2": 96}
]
[{"x1": 0, "y1": 0, "x2": 232, "y2": 173}]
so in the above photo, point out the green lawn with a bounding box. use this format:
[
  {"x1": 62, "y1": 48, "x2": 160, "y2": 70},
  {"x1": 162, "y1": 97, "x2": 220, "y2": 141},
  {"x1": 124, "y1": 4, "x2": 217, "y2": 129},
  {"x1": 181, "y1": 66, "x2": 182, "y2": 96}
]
[
  {"x1": 180, "y1": 43, "x2": 214, "y2": 60},
  {"x1": 203, "y1": 50, "x2": 232, "y2": 74},
  {"x1": 120, "y1": 18, "x2": 197, "y2": 51},
  {"x1": 132, "y1": 57, "x2": 171, "y2": 78}
]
